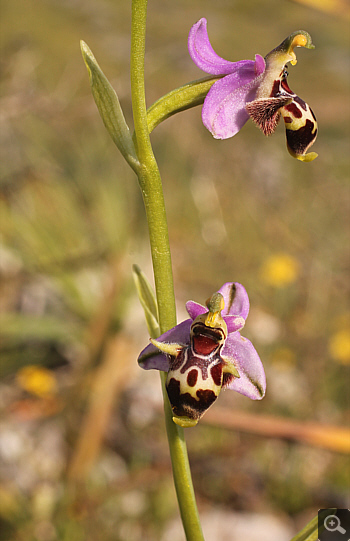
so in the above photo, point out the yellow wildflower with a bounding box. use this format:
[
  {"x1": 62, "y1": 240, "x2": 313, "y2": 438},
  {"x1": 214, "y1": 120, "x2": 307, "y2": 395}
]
[
  {"x1": 16, "y1": 365, "x2": 57, "y2": 398},
  {"x1": 261, "y1": 253, "x2": 299, "y2": 287},
  {"x1": 328, "y1": 330, "x2": 350, "y2": 364}
]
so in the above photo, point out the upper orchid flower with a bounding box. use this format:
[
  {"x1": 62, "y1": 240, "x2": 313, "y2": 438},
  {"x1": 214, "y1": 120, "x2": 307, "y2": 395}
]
[
  {"x1": 138, "y1": 282, "x2": 266, "y2": 427},
  {"x1": 188, "y1": 18, "x2": 318, "y2": 162}
]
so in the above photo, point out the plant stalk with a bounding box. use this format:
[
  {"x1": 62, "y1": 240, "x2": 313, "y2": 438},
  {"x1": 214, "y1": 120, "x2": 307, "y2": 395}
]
[{"x1": 130, "y1": 1, "x2": 204, "y2": 539}]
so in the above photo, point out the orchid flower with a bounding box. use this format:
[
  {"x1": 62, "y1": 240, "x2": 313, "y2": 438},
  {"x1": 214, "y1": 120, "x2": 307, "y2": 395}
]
[
  {"x1": 188, "y1": 18, "x2": 318, "y2": 162},
  {"x1": 138, "y1": 282, "x2": 266, "y2": 427}
]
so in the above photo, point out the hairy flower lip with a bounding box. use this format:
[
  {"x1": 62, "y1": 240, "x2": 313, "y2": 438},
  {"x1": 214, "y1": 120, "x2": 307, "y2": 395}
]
[{"x1": 248, "y1": 52, "x2": 318, "y2": 161}]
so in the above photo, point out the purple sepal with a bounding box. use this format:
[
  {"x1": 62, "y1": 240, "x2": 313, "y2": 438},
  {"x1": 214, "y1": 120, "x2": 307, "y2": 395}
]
[
  {"x1": 201, "y1": 59, "x2": 264, "y2": 139},
  {"x1": 138, "y1": 349, "x2": 170, "y2": 372},
  {"x1": 186, "y1": 300, "x2": 207, "y2": 320},
  {"x1": 223, "y1": 336, "x2": 266, "y2": 399},
  {"x1": 218, "y1": 282, "x2": 250, "y2": 319},
  {"x1": 188, "y1": 18, "x2": 239, "y2": 75},
  {"x1": 188, "y1": 18, "x2": 265, "y2": 139},
  {"x1": 138, "y1": 319, "x2": 191, "y2": 370},
  {"x1": 224, "y1": 315, "x2": 245, "y2": 333}
]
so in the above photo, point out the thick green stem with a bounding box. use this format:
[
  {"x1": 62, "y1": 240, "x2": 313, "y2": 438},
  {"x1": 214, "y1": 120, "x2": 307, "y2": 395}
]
[{"x1": 130, "y1": 1, "x2": 204, "y2": 539}]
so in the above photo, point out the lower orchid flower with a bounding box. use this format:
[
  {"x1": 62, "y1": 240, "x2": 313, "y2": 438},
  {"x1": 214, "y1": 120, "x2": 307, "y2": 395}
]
[
  {"x1": 138, "y1": 282, "x2": 266, "y2": 427},
  {"x1": 188, "y1": 18, "x2": 318, "y2": 162}
]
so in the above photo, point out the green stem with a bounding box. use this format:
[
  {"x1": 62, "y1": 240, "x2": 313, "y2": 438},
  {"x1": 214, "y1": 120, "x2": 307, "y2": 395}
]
[
  {"x1": 130, "y1": 0, "x2": 174, "y2": 332},
  {"x1": 146, "y1": 75, "x2": 221, "y2": 134},
  {"x1": 130, "y1": 1, "x2": 204, "y2": 540}
]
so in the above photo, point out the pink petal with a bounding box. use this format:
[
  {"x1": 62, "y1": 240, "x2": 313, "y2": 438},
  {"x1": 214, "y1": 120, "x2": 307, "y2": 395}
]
[
  {"x1": 188, "y1": 18, "x2": 241, "y2": 75},
  {"x1": 202, "y1": 62, "x2": 263, "y2": 138},
  {"x1": 218, "y1": 282, "x2": 250, "y2": 319},
  {"x1": 223, "y1": 315, "x2": 246, "y2": 333},
  {"x1": 254, "y1": 53, "x2": 266, "y2": 76},
  {"x1": 186, "y1": 300, "x2": 206, "y2": 320},
  {"x1": 223, "y1": 335, "x2": 266, "y2": 399}
]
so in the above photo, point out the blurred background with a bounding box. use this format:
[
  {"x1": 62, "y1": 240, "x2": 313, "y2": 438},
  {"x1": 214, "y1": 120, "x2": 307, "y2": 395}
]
[{"x1": 0, "y1": 0, "x2": 349, "y2": 540}]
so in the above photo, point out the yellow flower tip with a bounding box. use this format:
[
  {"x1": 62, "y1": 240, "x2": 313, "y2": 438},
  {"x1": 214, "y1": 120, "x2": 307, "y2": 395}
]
[
  {"x1": 16, "y1": 365, "x2": 57, "y2": 398},
  {"x1": 291, "y1": 33, "x2": 308, "y2": 49},
  {"x1": 267, "y1": 30, "x2": 314, "y2": 68},
  {"x1": 289, "y1": 33, "x2": 314, "y2": 64},
  {"x1": 287, "y1": 144, "x2": 318, "y2": 162},
  {"x1": 172, "y1": 415, "x2": 198, "y2": 428},
  {"x1": 289, "y1": 30, "x2": 315, "y2": 51},
  {"x1": 296, "y1": 152, "x2": 318, "y2": 162}
]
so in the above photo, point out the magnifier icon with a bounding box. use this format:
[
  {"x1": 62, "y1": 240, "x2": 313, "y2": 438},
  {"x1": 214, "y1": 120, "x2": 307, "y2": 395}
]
[{"x1": 324, "y1": 514, "x2": 346, "y2": 534}]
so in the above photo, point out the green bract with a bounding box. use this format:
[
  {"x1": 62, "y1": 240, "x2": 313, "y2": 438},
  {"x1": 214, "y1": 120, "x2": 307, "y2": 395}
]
[{"x1": 80, "y1": 41, "x2": 140, "y2": 172}]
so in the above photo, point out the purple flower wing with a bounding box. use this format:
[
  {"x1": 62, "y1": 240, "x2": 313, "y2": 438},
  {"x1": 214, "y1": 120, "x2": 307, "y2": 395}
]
[
  {"x1": 222, "y1": 334, "x2": 266, "y2": 399},
  {"x1": 188, "y1": 18, "x2": 239, "y2": 75},
  {"x1": 138, "y1": 319, "x2": 192, "y2": 371},
  {"x1": 138, "y1": 348, "x2": 170, "y2": 372},
  {"x1": 202, "y1": 61, "x2": 263, "y2": 139},
  {"x1": 185, "y1": 300, "x2": 206, "y2": 320},
  {"x1": 223, "y1": 315, "x2": 246, "y2": 333},
  {"x1": 219, "y1": 282, "x2": 250, "y2": 319}
]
